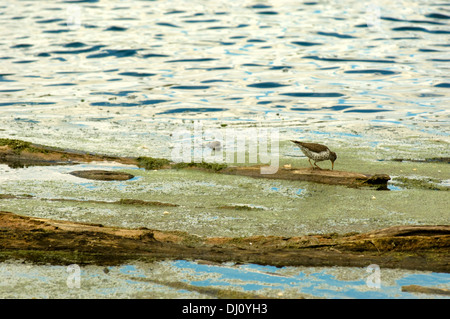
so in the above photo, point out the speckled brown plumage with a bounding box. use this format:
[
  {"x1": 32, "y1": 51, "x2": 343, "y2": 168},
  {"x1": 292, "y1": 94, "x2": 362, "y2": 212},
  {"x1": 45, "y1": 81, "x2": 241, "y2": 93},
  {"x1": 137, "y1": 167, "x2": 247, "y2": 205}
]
[{"x1": 291, "y1": 140, "x2": 337, "y2": 170}]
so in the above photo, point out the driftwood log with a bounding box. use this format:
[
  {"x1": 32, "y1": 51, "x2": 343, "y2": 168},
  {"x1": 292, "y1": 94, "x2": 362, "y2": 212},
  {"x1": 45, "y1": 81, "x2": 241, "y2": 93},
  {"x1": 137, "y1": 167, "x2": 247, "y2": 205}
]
[
  {"x1": 401, "y1": 285, "x2": 450, "y2": 296},
  {"x1": 69, "y1": 170, "x2": 135, "y2": 181},
  {"x1": 0, "y1": 211, "x2": 448, "y2": 272},
  {"x1": 221, "y1": 165, "x2": 390, "y2": 189},
  {"x1": 0, "y1": 140, "x2": 136, "y2": 168}
]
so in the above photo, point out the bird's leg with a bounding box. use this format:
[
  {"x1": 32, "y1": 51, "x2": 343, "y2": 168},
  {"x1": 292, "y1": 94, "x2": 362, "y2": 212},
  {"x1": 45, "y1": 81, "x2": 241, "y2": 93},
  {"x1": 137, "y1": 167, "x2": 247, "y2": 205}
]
[
  {"x1": 308, "y1": 158, "x2": 315, "y2": 169},
  {"x1": 313, "y1": 161, "x2": 322, "y2": 170}
]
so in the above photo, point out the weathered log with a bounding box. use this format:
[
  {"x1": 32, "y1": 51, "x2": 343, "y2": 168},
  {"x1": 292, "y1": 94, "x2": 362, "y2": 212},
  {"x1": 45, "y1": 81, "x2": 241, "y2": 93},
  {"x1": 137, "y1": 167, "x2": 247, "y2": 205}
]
[
  {"x1": 69, "y1": 170, "x2": 135, "y2": 181},
  {"x1": 0, "y1": 139, "x2": 136, "y2": 167},
  {"x1": 221, "y1": 165, "x2": 391, "y2": 189},
  {"x1": 0, "y1": 211, "x2": 447, "y2": 272},
  {"x1": 401, "y1": 285, "x2": 450, "y2": 296}
]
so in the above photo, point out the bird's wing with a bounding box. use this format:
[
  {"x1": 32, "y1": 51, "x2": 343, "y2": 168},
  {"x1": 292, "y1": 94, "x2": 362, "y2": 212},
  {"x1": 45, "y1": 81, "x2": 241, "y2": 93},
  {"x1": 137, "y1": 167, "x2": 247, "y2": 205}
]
[{"x1": 291, "y1": 140, "x2": 329, "y2": 152}]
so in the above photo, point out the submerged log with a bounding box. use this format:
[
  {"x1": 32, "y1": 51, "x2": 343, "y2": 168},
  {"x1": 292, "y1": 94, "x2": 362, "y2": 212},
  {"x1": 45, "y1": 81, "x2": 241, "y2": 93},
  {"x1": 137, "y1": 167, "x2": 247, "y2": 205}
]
[
  {"x1": 222, "y1": 165, "x2": 391, "y2": 189},
  {"x1": 401, "y1": 285, "x2": 450, "y2": 296},
  {"x1": 0, "y1": 211, "x2": 448, "y2": 272},
  {"x1": 69, "y1": 170, "x2": 135, "y2": 181},
  {"x1": 0, "y1": 140, "x2": 136, "y2": 167}
]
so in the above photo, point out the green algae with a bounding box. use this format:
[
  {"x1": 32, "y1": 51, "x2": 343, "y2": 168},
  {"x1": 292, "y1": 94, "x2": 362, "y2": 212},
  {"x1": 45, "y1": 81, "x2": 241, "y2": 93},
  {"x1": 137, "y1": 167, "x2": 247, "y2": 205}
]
[
  {"x1": 117, "y1": 198, "x2": 178, "y2": 207},
  {"x1": 392, "y1": 176, "x2": 449, "y2": 191},
  {"x1": 136, "y1": 156, "x2": 228, "y2": 173},
  {"x1": 136, "y1": 156, "x2": 170, "y2": 170},
  {"x1": 0, "y1": 138, "x2": 45, "y2": 154},
  {"x1": 0, "y1": 139, "x2": 448, "y2": 239},
  {"x1": 217, "y1": 204, "x2": 265, "y2": 211},
  {"x1": 0, "y1": 250, "x2": 158, "y2": 266},
  {"x1": 172, "y1": 161, "x2": 228, "y2": 172},
  {"x1": 2, "y1": 165, "x2": 448, "y2": 238}
]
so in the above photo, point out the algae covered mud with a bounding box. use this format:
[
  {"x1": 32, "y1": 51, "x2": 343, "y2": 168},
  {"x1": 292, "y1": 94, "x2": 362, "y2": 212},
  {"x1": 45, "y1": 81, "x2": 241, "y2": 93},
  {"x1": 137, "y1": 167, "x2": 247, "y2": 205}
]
[
  {"x1": 1, "y1": 0, "x2": 449, "y2": 299},
  {"x1": 0, "y1": 138, "x2": 448, "y2": 239}
]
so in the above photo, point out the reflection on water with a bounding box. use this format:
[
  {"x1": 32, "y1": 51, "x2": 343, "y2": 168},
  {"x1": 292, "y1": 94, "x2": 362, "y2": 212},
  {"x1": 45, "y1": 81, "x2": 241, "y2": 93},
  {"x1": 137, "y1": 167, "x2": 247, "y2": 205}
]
[
  {"x1": 1, "y1": 260, "x2": 449, "y2": 299},
  {"x1": 0, "y1": 0, "x2": 448, "y2": 129},
  {"x1": 0, "y1": 0, "x2": 449, "y2": 299}
]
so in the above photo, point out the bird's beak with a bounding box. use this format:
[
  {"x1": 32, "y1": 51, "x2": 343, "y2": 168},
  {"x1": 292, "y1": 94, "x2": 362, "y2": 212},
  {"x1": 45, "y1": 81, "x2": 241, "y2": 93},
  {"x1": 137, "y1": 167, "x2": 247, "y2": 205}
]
[{"x1": 331, "y1": 161, "x2": 334, "y2": 170}]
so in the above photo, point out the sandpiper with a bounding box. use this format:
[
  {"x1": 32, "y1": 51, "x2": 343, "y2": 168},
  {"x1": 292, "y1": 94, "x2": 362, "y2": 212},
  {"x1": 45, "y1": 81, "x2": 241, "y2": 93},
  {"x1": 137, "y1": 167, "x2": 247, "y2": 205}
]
[{"x1": 291, "y1": 140, "x2": 337, "y2": 170}]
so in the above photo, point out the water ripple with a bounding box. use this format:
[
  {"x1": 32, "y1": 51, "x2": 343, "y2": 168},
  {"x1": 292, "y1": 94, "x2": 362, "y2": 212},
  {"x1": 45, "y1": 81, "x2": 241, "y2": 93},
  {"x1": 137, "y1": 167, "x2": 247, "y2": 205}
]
[
  {"x1": 317, "y1": 31, "x2": 357, "y2": 39},
  {"x1": 0, "y1": 0, "x2": 448, "y2": 135},
  {"x1": 247, "y1": 82, "x2": 289, "y2": 88},
  {"x1": 281, "y1": 92, "x2": 345, "y2": 98},
  {"x1": 303, "y1": 56, "x2": 396, "y2": 63}
]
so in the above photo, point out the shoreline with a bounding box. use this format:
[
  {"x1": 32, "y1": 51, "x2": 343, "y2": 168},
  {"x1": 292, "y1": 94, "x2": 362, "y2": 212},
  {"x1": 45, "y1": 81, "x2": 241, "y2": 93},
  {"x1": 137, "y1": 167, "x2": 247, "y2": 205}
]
[{"x1": 1, "y1": 211, "x2": 448, "y2": 273}]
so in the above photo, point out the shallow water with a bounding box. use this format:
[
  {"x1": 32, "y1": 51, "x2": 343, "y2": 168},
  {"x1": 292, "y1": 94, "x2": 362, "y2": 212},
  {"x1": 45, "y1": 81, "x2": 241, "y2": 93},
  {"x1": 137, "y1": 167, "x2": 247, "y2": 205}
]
[
  {"x1": 0, "y1": 260, "x2": 450, "y2": 299},
  {"x1": 0, "y1": 0, "x2": 448, "y2": 157},
  {"x1": 1, "y1": 259, "x2": 449, "y2": 299},
  {"x1": 0, "y1": 0, "x2": 449, "y2": 299}
]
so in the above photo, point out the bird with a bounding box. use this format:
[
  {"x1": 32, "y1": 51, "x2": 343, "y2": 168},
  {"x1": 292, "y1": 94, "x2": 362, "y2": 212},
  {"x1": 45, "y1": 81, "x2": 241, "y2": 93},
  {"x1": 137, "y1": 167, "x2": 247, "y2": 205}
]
[{"x1": 291, "y1": 140, "x2": 337, "y2": 170}]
